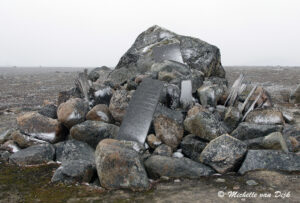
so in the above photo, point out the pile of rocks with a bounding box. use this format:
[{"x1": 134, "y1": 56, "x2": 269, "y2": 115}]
[{"x1": 1, "y1": 25, "x2": 300, "y2": 191}]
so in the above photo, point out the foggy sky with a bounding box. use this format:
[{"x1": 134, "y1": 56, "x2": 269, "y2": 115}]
[{"x1": 0, "y1": 0, "x2": 299, "y2": 67}]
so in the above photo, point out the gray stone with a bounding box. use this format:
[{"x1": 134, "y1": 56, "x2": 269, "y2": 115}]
[
  {"x1": 184, "y1": 111, "x2": 228, "y2": 141},
  {"x1": 0, "y1": 140, "x2": 20, "y2": 153},
  {"x1": 57, "y1": 98, "x2": 89, "y2": 129},
  {"x1": 197, "y1": 85, "x2": 217, "y2": 107},
  {"x1": 70, "y1": 120, "x2": 119, "y2": 148},
  {"x1": 153, "y1": 144, "x2": 172, "y2": 157},
  {"x1": 154, "y1": 115, "x2": 184, "y2": 149},
  {"x1": 246, "y1": 180, "x2": 258, "y2": 186},
  {"x1": 51, "y1": 160, "x2": 96, "y2": 183},
  {"x1": 109, "y1": 90, "x2": 133, "y2": 122},
  {"x1": 245, "y1": 108, "x2": 284, "y2": 125},
  {"x1": 88, "y1": 66, "x2": 111, "y2": 82},
  {"x1": 200, "y1": 134, "x2": 247, "y2": 174},
  {"x1": 57, "y1": 87, "x2": 82, "y2": 106},
  {"x1": 0, "y1": 150, "x2": 10, "y2": 162},
  {"x1": 239, "y1": 150, "x2": 300, "y2": 174},
  {"x1": 144, "y1": 155, "x2": 214, "y2": 179},
  {"x1": 38, "y1": 104, "x2": 57, "y2": 119},
  {"x1": 95, "y1": 139, "x2": 149, "y2": 191},
  {"x1": 180, "y1": 134, "x2": 207, "y2": 161},
  {"x1": 154, "y1": 104, "x2": 184, "y2": 124},
  {"x1": 231, "y1": 122, "x2": 283, "y2": 140},
  {"x1": 117, "y1": 78, "x2": 163, "y2": 144},
  {"x1": 115, "y1": 25, "x2": 225, "y2": 78},
  {"x1": 9, "y1": 143, "x2": 55, "y2": 166},
  {"x1": 261, "y1": 132, "x2": 289, "y2": 153},
  {"x1": 55, "y1": 140, "x2": 95, "y2": 164}
]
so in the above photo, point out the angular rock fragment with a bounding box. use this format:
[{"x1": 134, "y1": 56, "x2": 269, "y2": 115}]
[
  {"x1": 0, "y1": 129, "x2": 12, "y2": 144},
  {"x1": 154, "y1": 115, "x2": 184, "y2": 149},
  {"x1": 51, "y1": 160, "x2": 96, "y2": 183},
  {"x1": 95, "y1": 139, "x2": 149, "y2": 191},
  {"x1": 239, "y1": 150, "x2": 300, "y2": 174},
  {"x1": 17, "y1": 112, "x2": 67, "y2": 143},
  {"x1": 70, "y1": 120, "x2": 119, "y2": 148},
  {"x1": 180, "y1": 134, "x2": 207, "y2": 161},
  {"x1": 261, "y1": 132, "x2": 289, "y2": 153},
  {"x1": 86, "y1": 104, "x2": 113, "y2": 123},
  {"x1": 231, "y1": 122, "x2": 283, "y2": 140},
  {"x1": 57, "y1": 98, "x2": 89, "y2": 129},
  {"x1": 144, "y1": 155, "x2": 214, "y2": 179},
  {"x1": 184, "y1": 111, "x2": 228, "y2": 141},
  {"x1": 0, "y1": 150, "x2": 10, "y2": 162},
  {"x1": 9, "y1": 143, "x2": 55, "y2": 166},
  {"x1": 108, "y1": 90, "x2": 133, "y2": 122},
  {"x1": 245, "y1": 108, "x2": 284, "y2": 125},
  {"x1": 197, "y1": 85, "x2": 217, "y2": 107},
  {"x1": 153, "y1": 144, "x2": 172, "y2": 157},
  {"x1": 200, "y1": 134, "x2": 247, "y2": 173},
  {"x1": 57, "y1": 87, "x2": 82, "y2": 106}
]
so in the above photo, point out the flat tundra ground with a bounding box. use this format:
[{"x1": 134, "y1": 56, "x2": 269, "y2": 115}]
[{"x1": 0, "y1": 66, "x2": 300, "y2": 202}]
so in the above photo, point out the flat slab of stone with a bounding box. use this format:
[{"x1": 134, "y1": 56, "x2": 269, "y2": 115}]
[
  {"x1": 239, "y1": 150, "x2": 300, "y2": 175},
  {"x1": 116, "y1": 78, "x2": 163, "y2": 144}
]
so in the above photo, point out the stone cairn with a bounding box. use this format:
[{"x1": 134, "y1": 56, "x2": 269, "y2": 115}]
[{"x1": 1, "y1": 25, "x2": 300, "y2": 191}]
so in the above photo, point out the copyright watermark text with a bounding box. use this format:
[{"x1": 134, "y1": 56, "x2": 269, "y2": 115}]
[{"x1": 218, "y1": 191, "x2": 291, "y2": 199}]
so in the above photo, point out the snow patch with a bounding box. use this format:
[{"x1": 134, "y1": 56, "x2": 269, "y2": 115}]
[
  {"x1": 31, "y1": 132, "x2": 56, "y2": 142},
  {"x1": 68, "y1": 110, "x2": 81, "y2": 120},
  {"x1": 173, "y1": 152, "x2": 184, "y2": 158},
  {"x1": 8, "y1": 144, "x2": 20, "y2": 153},
  {"x1": 94, "y1": 87, "x2": 111, "y2": 97}
]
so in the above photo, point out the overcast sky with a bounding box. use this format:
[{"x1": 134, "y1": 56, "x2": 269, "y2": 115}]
[{"x1": 0, "y1": 0, "x2": 299, "y2": 67}]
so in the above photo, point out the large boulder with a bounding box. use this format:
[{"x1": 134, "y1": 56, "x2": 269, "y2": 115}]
[
  {"x1": 154, "y1": 115, "x2": 184, "y2": 149},
  {"x1": 200, "y1": 134, "x2": 247, "y2": 173},
  {"x1": 144, "y1": 155, "x2": 214, "y2": 179},
  {"x1": 109, "y1": 90, "x2": 133, "y2": 122},
  {"x1": 9, "y1": 143, "x2": 55, "y2": 166},
  {"x1": 114, "y1": 25, "x2": 225, "y2": 80},
  {"x1": 70, "y1": 120, "x2": 119, "y2": 148},
  {"x1": 95, "y1": 139, "x2": 149, "y2": 191},
  {"x1": 231, "y1": 122, "x2": 283, "y2": 140},
  {"x1": 57, "y1": 98, "x2": 89, "y2": 129},
  {"x1": 239, "y1": 150, "x2": 300, "y2": 174},
  {"x1": 51, "y1": 160, "x2": 96, "y2": 183},
  {"x1": 184, "y1": 111, "x2": 228, "y2": 141},
  {"x1": 17, "y1": 112, "x2": 67, "y2": 143}
]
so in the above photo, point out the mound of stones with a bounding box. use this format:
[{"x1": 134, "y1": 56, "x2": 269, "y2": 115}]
[{"x1": 1, "y1": 25, "x2": 300, "y2": 191}]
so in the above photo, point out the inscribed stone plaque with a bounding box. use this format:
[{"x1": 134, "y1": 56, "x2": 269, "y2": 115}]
[
  {"x1": 117, "y1": 78, "x2": 164, "y2": 144},
  {"x1": 152, "y1": 43, "x2": 184, "y2": 63}
]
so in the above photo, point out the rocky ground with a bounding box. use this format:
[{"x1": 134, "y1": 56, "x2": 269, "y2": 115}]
[{"x1": 0, "y1": 66, "x2": 300, "y2": 203}]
